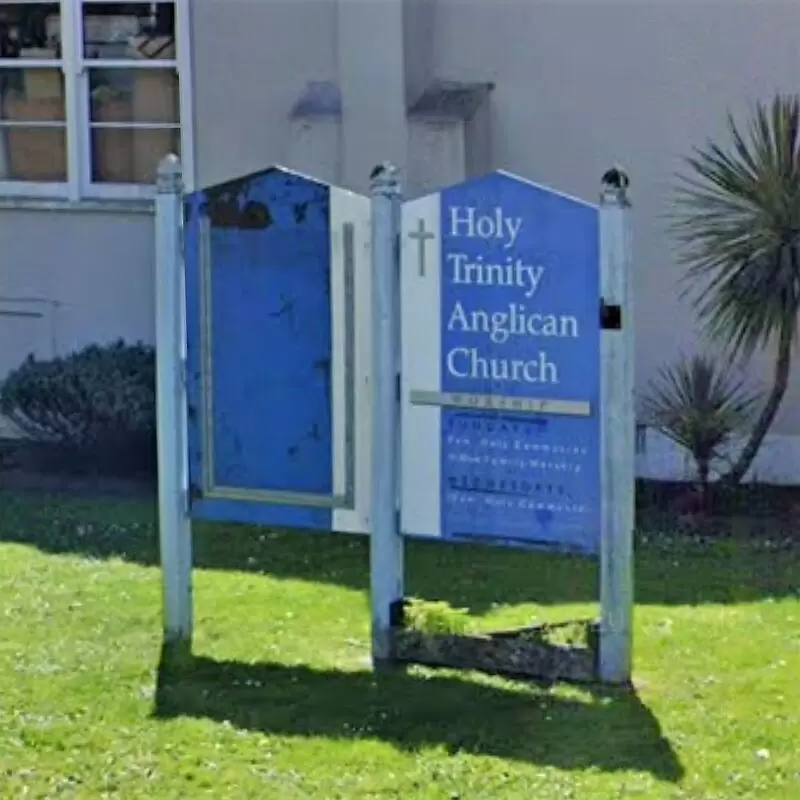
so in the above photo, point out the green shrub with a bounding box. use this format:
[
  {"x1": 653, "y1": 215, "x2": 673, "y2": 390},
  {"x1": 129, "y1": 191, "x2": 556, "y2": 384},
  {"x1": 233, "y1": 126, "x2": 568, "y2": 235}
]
[
  {"x1": 0, "y1": 340, "x2": 156, "y2": 476},
  {"x1": 404, "y1": 598, "x2": 472, "y2": 636}
]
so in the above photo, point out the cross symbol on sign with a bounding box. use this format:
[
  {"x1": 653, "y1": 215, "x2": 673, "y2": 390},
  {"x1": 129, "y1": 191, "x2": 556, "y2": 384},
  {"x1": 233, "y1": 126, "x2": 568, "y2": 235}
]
[{"x1": 408, "y1": 217, "x2": 436, "y2": 277}]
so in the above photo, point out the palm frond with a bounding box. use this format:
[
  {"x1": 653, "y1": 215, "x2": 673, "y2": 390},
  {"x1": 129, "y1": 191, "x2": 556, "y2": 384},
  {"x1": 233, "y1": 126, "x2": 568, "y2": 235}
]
[
  {"x1": 670, "y1": 95, "x2": 800, "y2": 359},
  {"x1": 639, "y1": 354, "x2": 762, "y2": 476}
]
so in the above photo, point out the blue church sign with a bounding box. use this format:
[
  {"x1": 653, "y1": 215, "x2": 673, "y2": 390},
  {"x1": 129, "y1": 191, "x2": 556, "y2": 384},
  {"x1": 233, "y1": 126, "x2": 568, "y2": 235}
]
[
  {"x1": 183, "y1": 167, "x2": 372, "y2": 534},
  {"x1": 400, "y1": 172, "x2": 601, "y2": 554}
]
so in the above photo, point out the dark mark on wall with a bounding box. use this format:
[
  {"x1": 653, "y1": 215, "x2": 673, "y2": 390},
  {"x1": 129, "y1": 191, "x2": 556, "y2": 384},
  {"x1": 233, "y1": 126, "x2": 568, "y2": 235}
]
[
  {"x1": 202, "y1": 175, "x2": 273, "y2": 229},
  {"x1": 270, "y1": 295, "x2": 297, "y2": 331},
  {"x1": 313, "y1": 358, "x2": 332, "y2": 423},
  {"x1": 287, "y1": 422, "x2": 324, "y2": 458},
  {"x1": 313, "y1": 357, "x2": 331, "y2": 377},
  {"x1": 293, "y1": 201, "x2": 309, "y2": 224},
  {"x1": 207, "y1": 198, "x2": 272, "y2": 229}
]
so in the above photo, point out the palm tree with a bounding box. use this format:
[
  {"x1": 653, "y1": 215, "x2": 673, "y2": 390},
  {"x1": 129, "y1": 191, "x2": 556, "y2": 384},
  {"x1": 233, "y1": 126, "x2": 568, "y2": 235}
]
[
  {"x1": 672, "y1": 95, "x2": 800, "y2": 484},
  {"x1": 640, "y1": 354, "x2": 761, "y2": 504}
]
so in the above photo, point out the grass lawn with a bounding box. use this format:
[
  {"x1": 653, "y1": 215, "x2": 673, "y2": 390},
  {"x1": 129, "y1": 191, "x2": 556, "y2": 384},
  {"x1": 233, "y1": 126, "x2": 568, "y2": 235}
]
[{"x1": 0, "y1": 490, "x2": 798, "y2": 798}]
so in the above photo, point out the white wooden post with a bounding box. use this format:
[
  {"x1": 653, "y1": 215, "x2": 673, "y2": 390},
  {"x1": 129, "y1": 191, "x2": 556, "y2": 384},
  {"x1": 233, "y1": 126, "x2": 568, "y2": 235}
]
[
  {"x1": 369, "y1": 163, "x2": 405, "y2": 666},
  {"x1": 599, "y1": 168, "x2": 635, "y2": 684},
  {"x1": 155, "y1": 154, "x2": 193, "y2": 652}
]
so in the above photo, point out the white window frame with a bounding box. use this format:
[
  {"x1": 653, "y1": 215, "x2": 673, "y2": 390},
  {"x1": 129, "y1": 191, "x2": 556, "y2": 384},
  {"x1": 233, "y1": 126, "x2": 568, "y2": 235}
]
[{"x1": 0, "y1": 0, "x2": 193, "y2": 202}]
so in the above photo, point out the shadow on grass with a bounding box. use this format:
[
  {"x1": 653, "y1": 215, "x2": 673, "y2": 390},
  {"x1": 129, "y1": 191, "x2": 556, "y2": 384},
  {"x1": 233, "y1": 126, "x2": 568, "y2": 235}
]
[
  {"x1": 153, "y1": 647, "x2": 684, "y2": 782},
  {"x1": 1, "y1": 490, "x2": 798, "y2": 608}
]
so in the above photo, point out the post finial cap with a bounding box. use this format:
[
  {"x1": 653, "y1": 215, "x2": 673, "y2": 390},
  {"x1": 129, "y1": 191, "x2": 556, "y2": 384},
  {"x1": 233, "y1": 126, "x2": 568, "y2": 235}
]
[{"x1": 600, "y1": 164, "x2": 630, "y2": 206}]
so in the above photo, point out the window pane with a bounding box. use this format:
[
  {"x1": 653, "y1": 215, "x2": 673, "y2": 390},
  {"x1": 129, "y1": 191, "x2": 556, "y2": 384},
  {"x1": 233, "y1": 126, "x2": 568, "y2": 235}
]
[
  {"x1": 82, "y1": 2, "x2": 175, "y2": 60},
  {"x1": 91, "y1": 126, "x2": 179, "y2": 184},
  {"x1": 0, "y1": 127, "x2": 66, "y2": 180},
  {"x1": 0, "y1": 64, "x2": 65, "y2": 182},
  {"x1": 0, "y1": 2, "x2": 61, "y2": 59},
  {"x1": 0, "y1": 67, "x2": 64, "y2": 121},
  {"x1": 90, "y1": 67, "x2": 178, "y2": 125}
]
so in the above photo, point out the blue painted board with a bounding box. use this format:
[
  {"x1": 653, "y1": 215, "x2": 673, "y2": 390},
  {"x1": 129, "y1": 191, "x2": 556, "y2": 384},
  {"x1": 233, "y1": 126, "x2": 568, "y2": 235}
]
[
  {"x1": 184, "y1": 168, "x2": 336, "y2": 529},
  {"x1": 439, "y1": 172, "x2": 600, "y2": 553}
]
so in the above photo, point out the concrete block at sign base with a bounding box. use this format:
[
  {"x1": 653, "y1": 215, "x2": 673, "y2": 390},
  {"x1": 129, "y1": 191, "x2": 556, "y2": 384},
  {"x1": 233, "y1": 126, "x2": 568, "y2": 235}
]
[{"x1": 391, "y1": 622, "x2": 599, "y2": 684}]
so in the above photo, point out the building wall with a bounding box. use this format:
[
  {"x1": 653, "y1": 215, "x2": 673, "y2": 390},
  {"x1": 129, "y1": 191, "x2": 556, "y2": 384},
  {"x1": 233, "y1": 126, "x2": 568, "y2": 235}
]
[
  {"x1": 429, "y1": 0, "x2": 800, "y2": 438},
  {"x1": 186, "y1": 0, "x2": 800, "y2": 483},
  {"x1": 189, "y1": 0, "x2": 340, "y2": 189},
  {"x1": 3, "y1": 0, "x2": 799, "y2": 482},
  {"x1": 0, "y1": 206, "x2": 154, "y2": 380}
]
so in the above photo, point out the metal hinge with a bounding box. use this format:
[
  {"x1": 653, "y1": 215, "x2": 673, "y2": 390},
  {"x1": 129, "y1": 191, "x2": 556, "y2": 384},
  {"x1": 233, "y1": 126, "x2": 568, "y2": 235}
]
[{"x1": 600, "y1": 298, "x2": 622, "y2": 330}]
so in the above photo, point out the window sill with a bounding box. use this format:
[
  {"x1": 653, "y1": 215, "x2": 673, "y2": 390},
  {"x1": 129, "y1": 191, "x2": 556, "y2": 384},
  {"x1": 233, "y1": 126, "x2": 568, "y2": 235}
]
[{"x1": 0, "y1": 196, "x2": 155, "y2": 214}]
